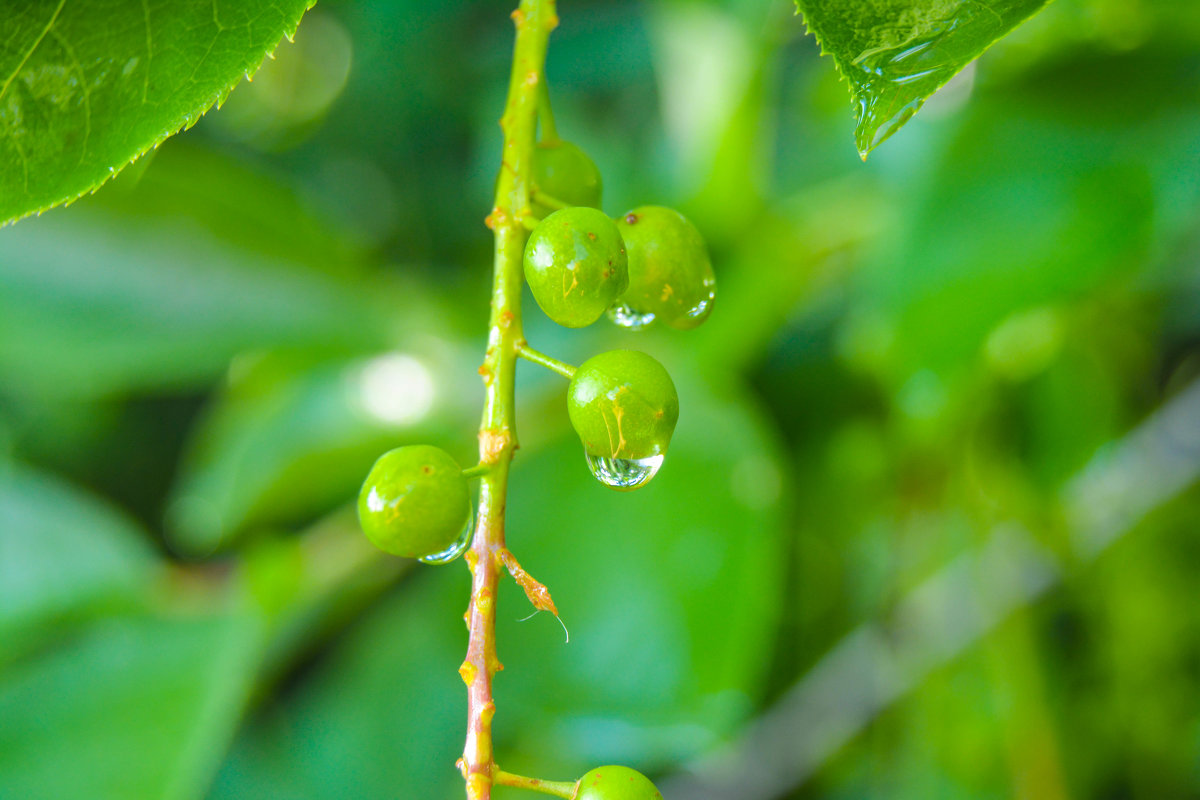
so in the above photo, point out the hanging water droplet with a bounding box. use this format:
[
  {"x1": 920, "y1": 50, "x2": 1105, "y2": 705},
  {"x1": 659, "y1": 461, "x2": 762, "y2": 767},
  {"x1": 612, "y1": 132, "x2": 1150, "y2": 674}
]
[
  {"x1": 585, "y1": 452, "x2": 665, "y2": 491},
  {"x1": 843, "y1": 7, "x2": 1002, "y2": 158},
  {"x1": 684, "y1": 279, "x2": 716, "y2": 323},
  {"x1": 607, "y1": 302, "x2": 656, "y2": 330},
  {"x1": 419, "y1": 504, "x2": 474, "y2": 564}
]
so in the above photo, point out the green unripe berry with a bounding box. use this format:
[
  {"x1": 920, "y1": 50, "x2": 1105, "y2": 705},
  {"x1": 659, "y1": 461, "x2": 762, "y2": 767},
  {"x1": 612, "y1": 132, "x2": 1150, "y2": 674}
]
[
  {"x1": 576, "y1": 766, "x2": 663, "y2": 800},
  {"x1": 532, "y1": 140, "x2": 602, "y2": 217},
  {"x1": 567, "y1": 350, "x2": 678, "y2": 461},
  {"x1": 614, "y1": 206, "x2": 715, "y2": 330},
  {"x1": 357, "y1": 445, "x2": 471, "y2": 559},
  {"x1": 525, "y1": 207, "x2": 629, "y2": 328}
]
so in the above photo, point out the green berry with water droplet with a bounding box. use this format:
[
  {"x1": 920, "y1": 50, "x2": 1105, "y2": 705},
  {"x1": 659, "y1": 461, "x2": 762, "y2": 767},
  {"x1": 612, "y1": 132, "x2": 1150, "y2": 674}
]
[
  {"x1": 576, "y1": 766, "x2": 664, "y2": 800},
  {"x1": 614, "y1": 206, "x2": 715, "y2": 330},
  {"x1": 567, "y1": 350, "x2": 678, "y2": 463},
  {"x1": 357, "y1": 445, "x2": 471, "y2": 559},
  {"x1": 532, "y1": 140, "x2": 602, "y2": 217},
  {"x1": 525, "y1": 207, "x2": 629, "y2": 328}
]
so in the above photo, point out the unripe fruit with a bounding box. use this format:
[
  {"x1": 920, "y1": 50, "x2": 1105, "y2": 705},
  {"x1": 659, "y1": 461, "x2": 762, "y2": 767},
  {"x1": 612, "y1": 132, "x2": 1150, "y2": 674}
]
[
  {"x1": 614, "y1": 206, "x2": 715, "y2": 330},
  {"x1": 567, "y1": 350, "x2": 678, "y2": 462},
  {"x1": 532, "y1": 140, "x2": 602, "y2": 217},
  {"x1": 525, "y1": 207, "x2": 629, "y2": 328},
  {"x1": 357, "y1": 445, "x2": 471, "y2": 559},
  {"x1": 576, "y1": 766, "x2": 663, "y2": 800}
]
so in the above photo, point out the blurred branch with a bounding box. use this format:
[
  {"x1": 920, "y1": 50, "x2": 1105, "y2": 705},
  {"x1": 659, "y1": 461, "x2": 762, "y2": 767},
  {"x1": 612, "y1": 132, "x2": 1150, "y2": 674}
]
[{"x1": 661, "y1": 376, "x2": 1200, "y2": 800}]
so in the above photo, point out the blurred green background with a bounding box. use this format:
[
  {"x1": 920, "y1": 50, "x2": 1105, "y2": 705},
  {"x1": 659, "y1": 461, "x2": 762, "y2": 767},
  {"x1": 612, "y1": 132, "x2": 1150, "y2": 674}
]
[{"x1": 2, "y1": 0, "x2": 1200, "y2": 798}]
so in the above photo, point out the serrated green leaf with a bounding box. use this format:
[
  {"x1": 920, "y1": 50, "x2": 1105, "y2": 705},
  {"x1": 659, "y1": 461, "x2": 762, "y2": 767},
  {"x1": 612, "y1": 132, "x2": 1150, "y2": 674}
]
[
  {"x1": 795, "y1": 0, "x2": 1049, "y2": 157},
  {"x1": 0, "y1": 0, "x2": 314, "y2": 224}
]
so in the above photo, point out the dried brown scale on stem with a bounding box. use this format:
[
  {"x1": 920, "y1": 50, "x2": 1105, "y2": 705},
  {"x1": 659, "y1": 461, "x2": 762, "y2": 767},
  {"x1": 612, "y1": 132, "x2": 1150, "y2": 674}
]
[{"x1": 500, "y1": 547, "x2": 560, "y2": 617}]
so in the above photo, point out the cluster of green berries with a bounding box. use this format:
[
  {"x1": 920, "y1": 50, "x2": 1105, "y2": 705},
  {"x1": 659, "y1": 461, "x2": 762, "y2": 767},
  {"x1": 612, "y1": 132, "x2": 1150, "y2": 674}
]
[
  {"x1": 353, "y1": 124, "x2": 669, "y2": 799},
  {"x1": 527, "y1": 138, "x2": 713, "y2": 489},
  {"x1": 524, "y1": 140, "x2": 716, "y2": 331},
  {"x1": 356, "y1": 138, "x2": 715, "y2": 563}
]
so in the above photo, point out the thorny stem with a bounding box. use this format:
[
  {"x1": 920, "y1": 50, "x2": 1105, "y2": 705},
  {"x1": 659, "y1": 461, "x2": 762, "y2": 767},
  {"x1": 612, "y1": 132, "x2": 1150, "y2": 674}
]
[
  {"x1": 494, "y1": 769, "x2": 577, "y2": 798},
  {"x1": 516, "y1": 342, "x2": 577, "y2": 380},
  {"x1": 461, "y1": 1, "x2": 557, "y2": 799}
]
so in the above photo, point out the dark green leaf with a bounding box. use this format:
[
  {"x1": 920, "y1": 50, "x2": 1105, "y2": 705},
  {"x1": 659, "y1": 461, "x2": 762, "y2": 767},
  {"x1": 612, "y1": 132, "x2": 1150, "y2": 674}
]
[
  {"x1": 795, "y1": 0, "x2": 1050, "y2": 157},
  {"x1": 0, "y1": 612, "x2": 261, "y2": 800},
  {"x1": 0, "y1": 463, "x2": 152, "y2": 660},
  {"x1": 850, "y1": 60, "x2": 1200, "y2": 383},
  {"x1": 210, "y1": 571, "x2": 467, "y2": 800},
  {"x1": 0, "y1": 201, "x2": 392, "y2": 398},
  {"x1": 0, "y1": 0, "x2": 314, "y2": 224}
]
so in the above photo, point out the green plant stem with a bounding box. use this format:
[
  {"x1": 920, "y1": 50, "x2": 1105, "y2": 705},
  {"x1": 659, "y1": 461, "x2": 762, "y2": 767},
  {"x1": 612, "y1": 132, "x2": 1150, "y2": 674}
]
[
  {"x1": 538, "y1": 79, "x2": 560, "y2": 143},
  {"x1": 461, "y1": 2, "x2": 557, "y2": 799},
  {"x1": 461, "y1": 463, "x2": 491, "y2": 479},
  {"x1": 531, "y1": 187, "x2": 569, "y2": 210},
  {"x1": 516, "y1": 342, "x2": 577, "y2": 379},
  {"x1": 495, "y1": 769, "x2": 577, "y2": 798}
]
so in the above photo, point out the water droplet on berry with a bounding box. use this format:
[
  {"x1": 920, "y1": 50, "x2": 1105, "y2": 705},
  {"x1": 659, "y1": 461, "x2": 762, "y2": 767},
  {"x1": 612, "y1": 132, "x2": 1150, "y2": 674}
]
[
  {"x1": 584, "y1": 452, "x2": 665, "y2": 490},
  {"x1": 607, "y1": 302, "x2": 656, "y2": 330},
  {"x1": 418, "y1": 505, "x2": 474, "y2": 564},
  {"x1": 683, "y1": 280, "x2": 716, "y2": 322}
]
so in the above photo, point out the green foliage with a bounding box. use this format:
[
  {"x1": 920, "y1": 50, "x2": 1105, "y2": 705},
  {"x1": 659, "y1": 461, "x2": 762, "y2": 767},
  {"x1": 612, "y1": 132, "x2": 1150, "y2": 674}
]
[
  {"x1": 525, "y1": 207, "x2": 629, "y2": 328},
  {"x1": 796, "y1": 0, "x2": 1050, "y2": 156},
  {"x1": 2, "y1": 1, "x2": 1200, "y2": 798},
  {"x1": 614, "y1": 206, "x2": 715, "y2": 331},
  {"x1": 0, "y1": 464, "x2": 151, "y2": 662},
  {"x1": 0, "y1": 0, "x2": 315, "y2": 224},
  {"x1": 0, "y1": 157, "x2": 389, "y2": 399},
  {"x1": 0, "y1": 612, "x2": 261, "y2": 800},
  {"x1": 576, "y1": 766, "x2": 663, "y2": 800},
  {"x1": 357, "y1": 445, "x2": 471, "y2": 559}
]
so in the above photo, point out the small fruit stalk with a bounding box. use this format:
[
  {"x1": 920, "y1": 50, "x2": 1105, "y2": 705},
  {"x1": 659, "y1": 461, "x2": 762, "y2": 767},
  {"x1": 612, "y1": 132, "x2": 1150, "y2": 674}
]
[{"x1": 354, "y1": 0, "x2": 712, "y2": 797}]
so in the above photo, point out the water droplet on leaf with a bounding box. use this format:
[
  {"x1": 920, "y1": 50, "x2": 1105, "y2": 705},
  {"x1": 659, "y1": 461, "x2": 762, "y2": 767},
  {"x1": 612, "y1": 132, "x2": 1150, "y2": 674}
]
[
  {"x1": 607, "y1": 302, "x2": 656, "y2": 330},
  {"x1": 843, "y1": 7, "x2": 1004, "y2": 158},
  {"x1": 418, "y1": 505, "x2": 474, "y2": 564},
  {"x1": 585, "y1": 452, "x2": 665, "y2": 491}
]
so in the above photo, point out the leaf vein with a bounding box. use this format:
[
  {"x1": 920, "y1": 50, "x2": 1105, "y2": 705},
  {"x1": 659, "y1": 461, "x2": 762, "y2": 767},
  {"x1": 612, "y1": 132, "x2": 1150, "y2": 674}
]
[{"x1": 0, "y1": 0, "x2": 67, "y2": 105}]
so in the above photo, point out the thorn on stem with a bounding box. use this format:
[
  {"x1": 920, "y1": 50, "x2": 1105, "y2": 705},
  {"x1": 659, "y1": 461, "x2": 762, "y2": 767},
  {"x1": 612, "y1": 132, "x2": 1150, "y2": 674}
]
[
  {"x1": 459, "y1": 661, "x2": 478, "y2": 686},
  {"x1": 499, "y1": 548, "x2": 562, "y2": 620}
]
